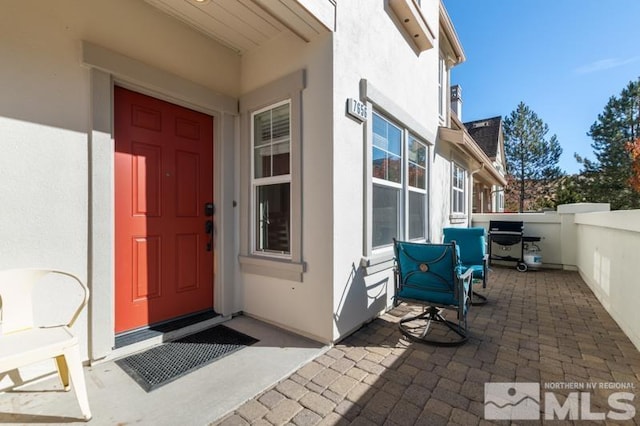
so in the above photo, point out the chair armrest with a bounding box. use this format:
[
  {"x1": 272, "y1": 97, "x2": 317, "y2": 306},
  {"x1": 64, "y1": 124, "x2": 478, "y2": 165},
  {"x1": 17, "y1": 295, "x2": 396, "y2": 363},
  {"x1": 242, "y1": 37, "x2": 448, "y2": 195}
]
[
  {"x1": 458, "y1": 266, "x2": 474, "y2": 281},
  {"x1": 42, "y1": 270, "x2": 89, "y2": 328},
  {"x1": 455, "y1": 267, "x2": 473, "y2": 301},
  {"x1": 482, "y1": 254, "x2": 489, "y2": 288}
]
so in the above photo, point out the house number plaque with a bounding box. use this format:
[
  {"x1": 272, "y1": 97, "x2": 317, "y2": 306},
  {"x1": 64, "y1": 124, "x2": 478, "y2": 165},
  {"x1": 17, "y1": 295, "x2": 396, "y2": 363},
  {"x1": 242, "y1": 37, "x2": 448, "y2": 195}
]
[{"x1": 347, "y1": 98, "x2": 368, "y2": 122}]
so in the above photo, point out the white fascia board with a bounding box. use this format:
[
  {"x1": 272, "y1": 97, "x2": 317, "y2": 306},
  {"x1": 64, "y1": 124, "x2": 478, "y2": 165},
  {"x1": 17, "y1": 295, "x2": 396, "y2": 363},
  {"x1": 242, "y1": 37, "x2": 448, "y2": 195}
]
[{"x1": 294, "y1": 0, "x2": 336, "y2": 32}]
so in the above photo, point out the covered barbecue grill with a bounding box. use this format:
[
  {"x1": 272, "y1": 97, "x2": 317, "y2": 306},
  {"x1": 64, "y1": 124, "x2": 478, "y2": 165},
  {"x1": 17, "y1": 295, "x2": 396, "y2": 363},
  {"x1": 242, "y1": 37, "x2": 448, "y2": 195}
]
[{"x1": 488, "y1": 220, "x2": 528, "y2": 271}]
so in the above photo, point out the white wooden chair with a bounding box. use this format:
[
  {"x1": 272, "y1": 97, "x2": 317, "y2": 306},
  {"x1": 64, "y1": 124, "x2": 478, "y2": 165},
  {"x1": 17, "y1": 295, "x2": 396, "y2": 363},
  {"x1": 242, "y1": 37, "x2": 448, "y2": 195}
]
[{"x1": 0, "y1": 269, "x2": 92, "y2": 421}]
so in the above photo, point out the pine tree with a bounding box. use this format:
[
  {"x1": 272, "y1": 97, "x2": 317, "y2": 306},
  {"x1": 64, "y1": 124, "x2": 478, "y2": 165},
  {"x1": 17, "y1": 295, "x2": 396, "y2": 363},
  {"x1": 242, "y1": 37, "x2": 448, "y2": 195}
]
[
  {"x1": 577, "y1": 79, "x2": 640, "y2": 209},
  {"x1": 555, "y1": 175, "x2": 587, "y2": 206},
  {"x1": 503, "y1": 102, "x2": 563, "y2": 212}
]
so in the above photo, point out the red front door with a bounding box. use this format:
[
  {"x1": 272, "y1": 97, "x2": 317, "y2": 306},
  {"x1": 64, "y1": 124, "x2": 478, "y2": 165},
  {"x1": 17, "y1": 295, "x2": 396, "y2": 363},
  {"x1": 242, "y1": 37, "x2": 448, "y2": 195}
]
[{"x1": 114, "y1": 86, "x2": 214, "y2": 333}]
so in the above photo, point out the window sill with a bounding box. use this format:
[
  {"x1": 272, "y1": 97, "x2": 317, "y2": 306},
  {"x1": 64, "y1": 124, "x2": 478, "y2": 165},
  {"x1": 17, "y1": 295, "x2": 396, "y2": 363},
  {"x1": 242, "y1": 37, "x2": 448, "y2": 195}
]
[
  {"x1": 360, "y1": 249, "x2": 395, "y2": 275},
  {"x1": 238, "y1": 255, "x2": 306, "y2": 282},
  {"x1": 449, "y1": 214, "x2": 467, "y2": 224}
]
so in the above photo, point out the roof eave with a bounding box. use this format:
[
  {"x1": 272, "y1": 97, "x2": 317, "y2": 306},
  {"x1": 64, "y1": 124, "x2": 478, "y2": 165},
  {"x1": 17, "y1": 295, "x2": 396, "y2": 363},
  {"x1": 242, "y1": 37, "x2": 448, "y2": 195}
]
[
  {"x1": 440, "y1": 115, "x2": 507, "y2": 186},
  {"x1": 439, "y1": 0, "x2": 465, "y2": 64}
]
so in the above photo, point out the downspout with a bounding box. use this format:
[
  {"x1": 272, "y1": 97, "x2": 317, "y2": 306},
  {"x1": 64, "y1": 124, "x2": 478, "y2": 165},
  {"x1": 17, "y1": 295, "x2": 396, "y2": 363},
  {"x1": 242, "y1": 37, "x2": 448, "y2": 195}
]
[{"x1": 469, "y1": 163, "x2": 484, "y2": 227}]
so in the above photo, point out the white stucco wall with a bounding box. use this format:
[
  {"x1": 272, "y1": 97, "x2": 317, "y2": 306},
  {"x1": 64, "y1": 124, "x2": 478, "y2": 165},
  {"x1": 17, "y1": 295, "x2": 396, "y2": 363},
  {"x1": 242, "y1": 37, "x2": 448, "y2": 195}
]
[
  {"x1": 2, "y1": 0, "x2": 336, "y2": 351},
  {"x1": 0, "y1": 0, "x2": 494, "y2": 352},
  {"x1": 238, "y1": 33, "x2": 335, "y2": 342},
  {"x1": 574, "y1": 210, "x2": 640, "y2": 351},
  {"x1": 430, "y1": 146, "x2": 453, "y2": 243},
  {"x1": 0, "y1": 0, "x2": 240, "y2": 366},
  {"x1": 330, "y1": 0, "x2": 446, "y2": 340}
]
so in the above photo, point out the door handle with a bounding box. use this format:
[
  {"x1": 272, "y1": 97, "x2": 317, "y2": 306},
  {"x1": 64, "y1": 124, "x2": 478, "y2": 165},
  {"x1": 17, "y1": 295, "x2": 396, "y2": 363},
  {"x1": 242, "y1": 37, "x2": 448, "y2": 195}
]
[{"x1": 205, "y1": 220, "x2": 213, "y2": 251}]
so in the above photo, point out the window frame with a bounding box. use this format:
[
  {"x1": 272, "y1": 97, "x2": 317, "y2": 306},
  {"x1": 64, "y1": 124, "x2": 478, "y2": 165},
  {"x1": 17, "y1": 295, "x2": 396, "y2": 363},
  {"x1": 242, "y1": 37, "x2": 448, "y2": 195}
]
[
  {"x1": 250, "y1": 99, "x2": 292, "y2": 258},
  {"x1": 438, "y1": 54, "x2": 447, "y2": 122},
  {"x1": 495, "y1": 185, "x2": 505, "y2": 213},
  {"x1": 451, "y1": 162, "x2": 467, "y2": 215},
  {"x1": 360, "y1": 80, "x2": 436, "y2": 271},
  {"x1": 371, "y1": 111, "x2": 429, "y2": 253},
  {"x1": 407, "y1": 135, "x2": 428, "y2": 241},
  {"x1": 372, "y1": 112, "x2": 403, "y2": 251},
  {"x1": 238, "y1": 70, "x2": 305, "y2": 282}
]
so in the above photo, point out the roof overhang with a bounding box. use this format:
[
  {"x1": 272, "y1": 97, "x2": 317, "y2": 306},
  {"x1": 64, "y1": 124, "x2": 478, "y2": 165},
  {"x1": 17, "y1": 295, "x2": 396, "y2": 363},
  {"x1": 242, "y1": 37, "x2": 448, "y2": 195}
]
[
  {"x1": 144, "y1": 0, "x2": 335, "y2": 55},
  {"x1": 439, "y1": 1, "x2": 465, "y2": 65},
  {"x1": 439, "y1": 115, "x2": 507, "y2": 186},
  {"x1": 389, "y1": 0, "x2": 436, "y2": 52}
]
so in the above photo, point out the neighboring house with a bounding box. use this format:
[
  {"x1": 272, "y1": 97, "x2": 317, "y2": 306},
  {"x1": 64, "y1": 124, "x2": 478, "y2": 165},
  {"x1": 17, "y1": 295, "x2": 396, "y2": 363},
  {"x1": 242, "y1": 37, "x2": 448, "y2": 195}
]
[
  {"x1": 0, "y1": 0, "x2": 501, "y2": 370},
  {"x1": 438, "y1": 85, "x2": 506, "y2": 223},
  {"x1": 464, "y1": 116, "x2": 508, "y2": 213}
]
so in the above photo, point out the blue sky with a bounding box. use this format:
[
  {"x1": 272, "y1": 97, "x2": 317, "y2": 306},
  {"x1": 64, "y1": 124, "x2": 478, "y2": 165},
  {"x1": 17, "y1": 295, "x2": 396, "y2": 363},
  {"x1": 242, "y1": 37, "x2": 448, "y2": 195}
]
[{"x1": 443, "y1": 0, "x2": 640, "y2": 174}]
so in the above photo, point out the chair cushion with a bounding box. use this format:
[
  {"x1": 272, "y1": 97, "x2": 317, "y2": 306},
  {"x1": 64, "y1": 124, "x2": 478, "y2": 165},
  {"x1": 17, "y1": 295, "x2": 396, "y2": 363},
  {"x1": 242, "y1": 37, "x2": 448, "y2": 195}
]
[
  {"x1": 397, "y1": 286, "x2": 460, "y2": 307},
  {"x1": 462, "y1": 263, "x2": 484, "y2": 279},
  {"x1": 394, "y1": 241, "x2": 470, "y2": 311},
  {"x1": 443, "y1": 227, "x2": 486, "y2": 265},
  {"x1": 397, "y1": 266, "x2": 471, "y2": 313}
]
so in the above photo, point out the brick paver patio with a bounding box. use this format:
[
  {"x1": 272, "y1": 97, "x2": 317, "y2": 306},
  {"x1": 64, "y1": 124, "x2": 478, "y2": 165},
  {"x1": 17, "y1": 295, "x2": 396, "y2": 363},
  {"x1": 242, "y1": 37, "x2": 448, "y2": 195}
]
[{"x1": 215, "y1": 267, "x2": 640, "y2": 425}]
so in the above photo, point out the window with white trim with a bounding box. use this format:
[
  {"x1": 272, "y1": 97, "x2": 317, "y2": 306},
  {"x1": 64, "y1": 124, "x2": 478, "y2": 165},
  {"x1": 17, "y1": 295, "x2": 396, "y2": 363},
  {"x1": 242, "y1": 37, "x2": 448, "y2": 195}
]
[
  {"x1": 251, "y1": 100, "x2": 291, "y2": 256},
  {"x1": 408, "y1": 135, "x2": 427, "y2": 239},
  {"x1": 438, "y1": 54, "x2": 447, "y2": 121},
  {"x1": 451, "y1": 162, "x2": 466, "y2": 215},
  {"x1": 372, "y1": 112, "x2": 428, "y2": 249},
  {"x1": 496, "y1": 186, "x2": 505, "y2": 212}
]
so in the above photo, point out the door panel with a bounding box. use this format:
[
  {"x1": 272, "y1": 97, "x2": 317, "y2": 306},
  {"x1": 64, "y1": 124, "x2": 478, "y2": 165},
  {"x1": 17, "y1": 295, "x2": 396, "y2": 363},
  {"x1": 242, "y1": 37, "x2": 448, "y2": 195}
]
[
  {"x1": 132, "y1": 236, "x2": 161, "y2": 300},
  {"x1": 132, "y1": 142, "x2": 162, "y2": 216},
  {"x1": 176, "y1": 234, "x2": 199, "y2": 292},
  {"x1": 175, "y1": 151, "x2": 199, "y2": 217},
  {"x1": 115, "y1": 86, "x2": 214, "y2": 333}
]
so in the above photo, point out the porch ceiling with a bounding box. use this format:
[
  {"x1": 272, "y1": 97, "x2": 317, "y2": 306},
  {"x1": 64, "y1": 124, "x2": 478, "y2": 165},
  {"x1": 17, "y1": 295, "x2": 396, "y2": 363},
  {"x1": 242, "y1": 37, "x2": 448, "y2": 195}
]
[{"x1": 144, "y1": 0, "x2": 335, "y2": 55}]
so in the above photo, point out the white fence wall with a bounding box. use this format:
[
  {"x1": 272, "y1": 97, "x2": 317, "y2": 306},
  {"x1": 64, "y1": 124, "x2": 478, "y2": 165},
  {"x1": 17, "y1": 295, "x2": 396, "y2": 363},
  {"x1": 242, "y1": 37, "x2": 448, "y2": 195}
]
[
  {"x1": 473, "y1": 203, "x2": 640, "y2": 351},
  {"x1": 573, "y1": 209, "x2": 640, "y2": 351}
]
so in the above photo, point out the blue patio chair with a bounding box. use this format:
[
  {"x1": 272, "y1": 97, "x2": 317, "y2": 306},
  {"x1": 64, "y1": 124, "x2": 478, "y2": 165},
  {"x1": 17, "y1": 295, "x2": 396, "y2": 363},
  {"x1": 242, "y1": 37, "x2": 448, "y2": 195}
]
[
  {"x1": 443, "y1": 227, "x2": 489, "y2": 306},
  {"x1": 393, "y1": 240, "x2": 473, "y2": 346}
]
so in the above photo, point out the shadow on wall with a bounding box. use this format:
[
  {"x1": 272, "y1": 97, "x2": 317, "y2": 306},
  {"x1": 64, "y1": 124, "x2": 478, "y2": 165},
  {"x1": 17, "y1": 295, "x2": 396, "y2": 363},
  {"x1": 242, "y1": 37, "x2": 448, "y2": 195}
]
[
  {"x1": 592, "y1": 247, "x2": 612, "y2": 297},
  {"x1": 333, "y1": 263, "x2": 389, "y2": 338}
]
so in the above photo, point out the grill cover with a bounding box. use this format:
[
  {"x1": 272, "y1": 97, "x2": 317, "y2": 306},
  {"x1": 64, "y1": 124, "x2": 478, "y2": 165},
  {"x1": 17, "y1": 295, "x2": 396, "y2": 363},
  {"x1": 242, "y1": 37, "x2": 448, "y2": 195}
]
[{"x1": 489, "y1": 221, "x2": 524, "y2": 234}]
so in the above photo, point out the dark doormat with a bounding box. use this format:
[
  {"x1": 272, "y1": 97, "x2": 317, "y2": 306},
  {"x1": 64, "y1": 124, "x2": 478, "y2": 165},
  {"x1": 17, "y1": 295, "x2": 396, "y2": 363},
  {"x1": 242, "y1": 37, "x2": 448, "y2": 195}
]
[{"x1": 116, "y1": 325, "x2": 259, "y2": 392}]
